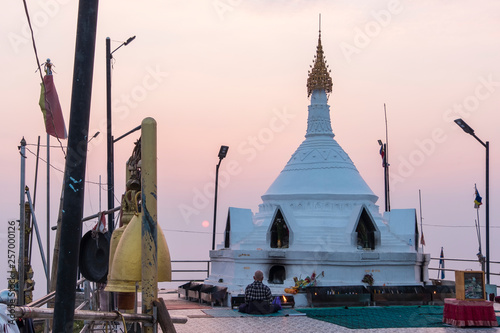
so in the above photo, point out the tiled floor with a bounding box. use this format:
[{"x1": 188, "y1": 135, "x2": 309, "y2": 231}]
[
  {"x1": 170, "y1": 309, "x2": 500, "y2": 333},
  {"x1": 163, "y1": 293, "x2": 500, "y2": 333}
]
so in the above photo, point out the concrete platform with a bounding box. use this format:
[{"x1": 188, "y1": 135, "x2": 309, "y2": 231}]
[{"x1": 160, "y1": 291, "x2": 500, "y2": 333}]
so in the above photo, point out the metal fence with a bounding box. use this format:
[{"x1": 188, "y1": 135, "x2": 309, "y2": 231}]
[
  {"x1": 169, "y1": 257, "x2": 500, "y2": 290},
  {"x1": 428, "y1": 257, "x2": 500, "y2": 275},
  {"x1": 169, "y1": 260, "x2": 210, "y2": 282},
  {"x1": 428, "y1": 257, "x2": 500, "y2": 291}
]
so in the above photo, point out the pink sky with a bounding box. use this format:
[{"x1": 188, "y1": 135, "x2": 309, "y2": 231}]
[{"x1": 1, "y1": 1, "x2": 500, "y2": 298}]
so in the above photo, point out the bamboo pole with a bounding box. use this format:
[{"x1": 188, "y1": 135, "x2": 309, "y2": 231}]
[{"x1": 141, "y1": 118, "x2": 158, "y2": 333}]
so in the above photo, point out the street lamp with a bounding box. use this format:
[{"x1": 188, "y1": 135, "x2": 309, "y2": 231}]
[
  {"x1": 106, "y1": 36, "x2": 135, "y2": 234},
  {"x1": 212, "y1": 145, "x2": 229, "y2": 251},
  {"x1": 454, "y1": 118, "x2": 490, "y2": 284}
]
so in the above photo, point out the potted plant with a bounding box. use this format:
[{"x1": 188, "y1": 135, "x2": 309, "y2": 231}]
[{"x1": 362, "y1": 273, "x2": 374, "y2": 286}]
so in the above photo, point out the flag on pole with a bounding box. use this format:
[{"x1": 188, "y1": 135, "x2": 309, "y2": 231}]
[
  {"x1": 39, "y1": 62, "x2": 67, "y2": 139},
  {"x1": 379, "y1": 145, "x2": 386, "y2": 167},
  {"x1": 420, "y1": 232, "x2": 425, "y2": 246},
  {"x1": 92, "y1": 212, "x2": 107, "y2": 233},
  {"x1": 474, "y1": 187, "x2": 482, "y2": 209},
  {"x1": 438, "y1": 247, "x2": 445, "y2": 279}
]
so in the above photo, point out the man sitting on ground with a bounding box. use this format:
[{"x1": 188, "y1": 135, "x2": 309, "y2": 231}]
[{"x1": 238, "y1": 270, "x2": 280, "y2": 314}]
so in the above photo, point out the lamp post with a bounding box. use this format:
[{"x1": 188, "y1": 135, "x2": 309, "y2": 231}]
[
  {"x1": 106, "y1": 35, "x2": 135, "y2": 234},
  {"x1": 378, "y1": 139, "x2": 390, "y2": 212},
  {"x1": 454, "y1": 118, "x2": 490, "y2": 284},
  {"x1": 212, "y1": 146, "x2": 229, "y2": 251},
  {"x1": 379, "y1": 104, "x2": 391, "y2": 212}
]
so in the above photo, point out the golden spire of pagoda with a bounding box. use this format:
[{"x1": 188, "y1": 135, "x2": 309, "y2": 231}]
[{"x1": 307, "y1": 17, "x2": 333, "y2": 97}]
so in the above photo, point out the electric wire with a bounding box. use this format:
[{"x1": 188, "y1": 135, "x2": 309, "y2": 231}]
[
  {"x1": 21, "y1": 0, "x2": 66, "y2": 156},
  {"x1": 24, "y1": 145, "x2": 500, "y2": 233},
  {"x1": 24, "y1": 143, "x2": 500, "y2": 233},
  {"x1": 27, "y1": 143, "x2": 67, "y2": 148},
  {"x1": 161, "y1": 229, "x2": 224, "y2": 234},
  {"x1": 25, "y1": 146, "x2": 106, "y2": 187},
  {"x1": 423, "y1": 223, "x2": 499, "y2": 228}
]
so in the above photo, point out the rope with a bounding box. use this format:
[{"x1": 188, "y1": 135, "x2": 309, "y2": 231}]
[{"x1": 114, "y1": 310, "x2": 128, "y2": 333}]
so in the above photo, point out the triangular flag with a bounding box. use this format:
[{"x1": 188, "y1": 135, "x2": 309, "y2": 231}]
[
  {"x1": 474, "y1": 187, "x2": 482, "y2": 209},
  {"x1": 92, "y1": 212, "x2": 107, "y2": 233},
  {"x1": 420, "y1": 232, "x2": 425, "y2": 246},
  {"x1": 439, "y1": 247, "x2": 445, "y2": 279}
]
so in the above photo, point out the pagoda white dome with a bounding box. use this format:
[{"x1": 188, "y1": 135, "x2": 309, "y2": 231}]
[{"x1": 262, "y1": 89, "x2": 377, "y2": 203}]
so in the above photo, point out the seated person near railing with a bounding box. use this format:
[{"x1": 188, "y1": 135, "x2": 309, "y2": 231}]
[{"x1": 238, "y1": 270, "x2": 280, "y2": 314}]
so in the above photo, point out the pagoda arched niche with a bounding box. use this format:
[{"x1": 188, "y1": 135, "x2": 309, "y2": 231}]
[
  {"x1": 266, "y1": 206, "x2": 292, "y2": 249},
  {"x1": 349, "y1": 205, "x2": 381, "y2": 250}
]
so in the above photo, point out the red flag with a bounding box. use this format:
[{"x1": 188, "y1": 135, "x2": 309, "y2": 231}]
[
  {"x1": 420, "y1": 232, "x2": 425, "y2": 246},
  {"x1": 379, "y1": 145, "x2": 386, "y2": 167},
  {"x1": 92, "y1": 212, "x2": 107, "y2": 233},
  {"x1": 39, "y1": 74, "x2": 67, "y2": 139}
]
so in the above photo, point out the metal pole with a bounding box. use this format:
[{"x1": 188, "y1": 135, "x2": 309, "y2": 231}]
[
  {"x1": 106, "y1": 37, "x2": 115, "y2": 235},
  {"x1": 16, "y1": 306, "x2": 187, "y2": 324},
  {"x1": 99, "y1": 175, "x2": 101, "y2": 212},
  {"x1": 106, "y1": 36, "x2": 135, "y2": 236},
  {"x1": 386, "y1": 156, "x2": 390, "y2": 212},
  {"x1": 113, "y1": 125, "x2": 141, "y2": 143},
  {"x1": 384, "y1": 104, "x2": 390, "y2": 212},
  {"x1": 485, "y1": 141, "x2": 489, "y2": 284},
  {"x1": 212, "y1": 160, "x2": 221, "y2": 251},
  {"x1": 141, "y1": 117, "x2": 158, "y2": 333},
  {"x1": 419, "y1": 189, "x2": 424, "y2": 253},
  {"x1": 81, "y1": 206, "x2": 120, "y2": 223},
  {"x1": 18, "y1": 138, "x2": 26, "y2": 306},
  {"x1": 454, "y1": 119, "x2": 490, "y2": 284},
  {"x1": 45, "y1": 134, "x2": 50, "y2": 333},
  {"x1": 25, "y1": 187, "x2": 48, "y2": 279},
  {"x1": 383, "y1": 143, "x2": 388, "y2": 212},
  {"x1": 49, "y1": 183, "x2": 64, "y2": 292},
  {"x1": 46, "y1": 134, "x2": 50, "y2": 295},
  {"x1": 470, "y1": 133, "x2": 489, "y2": 284},
  {"x1": 33, "y1": 136, "x2": 40, "y2": 210},
  {"x1": 52, "y1": 0, "x2": 98, "y2": 331}
]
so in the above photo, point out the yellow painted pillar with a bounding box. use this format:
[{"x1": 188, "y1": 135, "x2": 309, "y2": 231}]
[{"x1": 140, "y1": 117, "x2": 158, "y2": 333}]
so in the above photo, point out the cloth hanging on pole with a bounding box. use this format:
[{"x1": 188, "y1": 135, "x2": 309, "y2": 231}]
[
  {"x1": 379, "y1": 145, "x2": 386, "y2": 167},
  {"x1": 39, "y1": 62, "x2": 67, "y2": 139},
  {"x1": 474, "y1": 186, "x2": 482, "y2": 209},
  {"x1": 438, "y1": 247, "x2": 445, "y2": 279},
  {"x1": 92, "y1": 212, "x2": 107, "y2": 233}
]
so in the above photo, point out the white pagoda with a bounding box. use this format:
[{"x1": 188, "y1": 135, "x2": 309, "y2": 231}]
[{"x1": 206, "y1": 30, "x2": 430, "y2": 305}]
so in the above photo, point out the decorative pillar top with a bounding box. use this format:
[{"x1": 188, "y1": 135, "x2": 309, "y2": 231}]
[{"x1": 306, "y1": 30, "x2": 333, "y2": 97}]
